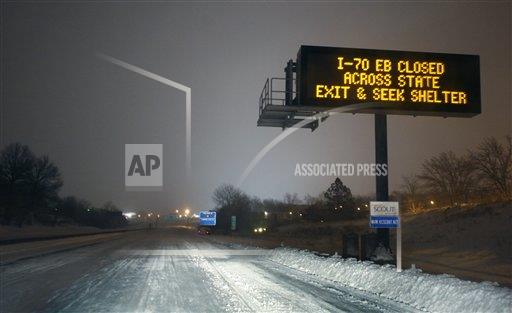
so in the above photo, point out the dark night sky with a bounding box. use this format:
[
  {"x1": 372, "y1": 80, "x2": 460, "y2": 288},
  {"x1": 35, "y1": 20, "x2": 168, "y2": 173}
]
[{"x1": 1, "y1": 2, "x2": 510, "y2": 212}]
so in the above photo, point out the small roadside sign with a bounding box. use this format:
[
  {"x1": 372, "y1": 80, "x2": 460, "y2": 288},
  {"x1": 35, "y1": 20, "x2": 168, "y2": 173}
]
[
  {"x1": 230, "y1": 216, "x2": 237, "y2": 231},
  {"x1": 370, "y1": 201, "x2": 400, "y2": 228},
  {"x1": 370, "y1": 201, "x2": 402, "y2": 272},
  {"x1": 199, "y1": 211, "x2": 216, "y2": 226}
]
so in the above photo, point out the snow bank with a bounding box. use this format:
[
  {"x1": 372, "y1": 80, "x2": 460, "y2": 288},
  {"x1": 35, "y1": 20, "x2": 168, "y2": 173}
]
[{"x1": 269, "y1": 248, "x2": 512, "y2": 313}]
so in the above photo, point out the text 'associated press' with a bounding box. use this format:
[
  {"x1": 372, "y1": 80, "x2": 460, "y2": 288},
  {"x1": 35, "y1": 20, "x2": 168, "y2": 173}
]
[{"x1": 294, "y1": 163, "x2": 387, "y2": 177}]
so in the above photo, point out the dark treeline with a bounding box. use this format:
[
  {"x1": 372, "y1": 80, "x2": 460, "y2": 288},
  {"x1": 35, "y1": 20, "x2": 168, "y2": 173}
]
[
  {"x1": 212, "y1": 136, "x2": 511, "y2": 234},
  {"x1": 396, "y1": 136, "x2": 512, "y2": 213},
  {"x1": 0, "y1": 143, "x2": 127, "y2": 228},
  {"x1": 211, "y1": 178, "x2": 368, "y2": 234}
]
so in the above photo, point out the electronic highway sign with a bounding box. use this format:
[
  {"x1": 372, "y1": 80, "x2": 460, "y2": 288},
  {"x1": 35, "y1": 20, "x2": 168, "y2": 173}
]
[{"x1": 296, "y1": 45, "x2": 480, "y2": 117}]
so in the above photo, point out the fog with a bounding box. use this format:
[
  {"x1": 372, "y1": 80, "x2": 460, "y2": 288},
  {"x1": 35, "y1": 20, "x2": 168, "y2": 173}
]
[{"x1": 2, "y1": 2, "x2": 510, "y2": 211}]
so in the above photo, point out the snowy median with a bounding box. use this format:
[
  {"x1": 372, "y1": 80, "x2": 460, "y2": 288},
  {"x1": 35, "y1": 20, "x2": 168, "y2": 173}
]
[{"x1": 268, "y1": 248, "x2": 512, "y2": 313}]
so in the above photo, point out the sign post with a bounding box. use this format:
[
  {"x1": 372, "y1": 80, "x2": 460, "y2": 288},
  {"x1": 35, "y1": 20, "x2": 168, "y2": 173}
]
[
  {"x1": 375, "y1": 114, "x2": 390, "y2": 250},
  {"x1": 370, "y1": 201, "x2": 401, "y2": 272},
  {"x1": 397, "y1": 220, "x2": 402, "y2": 272}
]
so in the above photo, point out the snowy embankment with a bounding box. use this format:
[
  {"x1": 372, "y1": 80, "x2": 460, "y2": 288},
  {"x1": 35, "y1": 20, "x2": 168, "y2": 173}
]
[{"x1": 269, "y1": 248, "x2": 512, "y2": 313}]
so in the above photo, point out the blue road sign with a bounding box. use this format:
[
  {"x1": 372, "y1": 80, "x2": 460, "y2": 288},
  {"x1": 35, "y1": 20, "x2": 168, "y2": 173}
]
[
  {"x1": 370, "y1": 216, "x2": 399, "y2": 228},
  {"x1": 199, "y1": 211, "x2": 216, "y2": 226}
]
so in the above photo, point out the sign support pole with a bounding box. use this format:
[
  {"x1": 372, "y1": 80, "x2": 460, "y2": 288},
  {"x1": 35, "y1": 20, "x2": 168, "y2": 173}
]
[
  {"x1": 397, "y1": 219, "x2": 402, "y2": 272},
  {"x1": 375, "y1": 114, "x2": 390, "y2": 250},
  {"x1": 284, "y1": 59, "x2": 295, "y2": 106}
]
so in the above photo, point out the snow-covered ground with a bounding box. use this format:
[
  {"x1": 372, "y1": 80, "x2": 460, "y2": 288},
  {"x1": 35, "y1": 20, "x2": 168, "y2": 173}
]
[
  {"x1": 1, "y1": 226, "x2": 510, "y2": 312},
  {"x1": 269, "y1": 248, "x2": 512, "y2": 313},
  {"x1": 219, "y1": 202, "x2": 511, "y2": 286}
]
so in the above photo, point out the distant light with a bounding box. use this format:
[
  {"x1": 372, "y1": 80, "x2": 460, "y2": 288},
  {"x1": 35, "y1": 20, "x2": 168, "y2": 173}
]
[
  {"x1": 430, "y1": 200, "x2": 435, "y2": 205},
  {"x1": 175, "y1": 209, "x2": 179, "y2": 213},
  {"x1": 137, "y1": 214, "x2": 141, "y2": 218},
  {"x1": 258, "y1": 227, "x2": 263, "y2": 233},
  {"x1": 365, "y1": 204, "x2": 368, "y2": 208},
  {"x1": 192, "y1": 214, "x2": 199, "y2": 218},
  {"x1": 299, "y1": 213, "x2": 303, "y2": 217},
  {"x1": 289, "y1": 211, "x2": 292, "y2": 215},
  {"x1": 179, "y1": 214, "x2": 182, "y2": 218},
  {"x1": 157, "y1": 214, "x2": 160, "y2": 218},
  {"x1": 185, "y1": 209, "x2": 190, "y2": 215},
  {"x1": 357, "y1": 207, "x2": 360, "y2": 211},
  {"x1": 123, "y1": 212, "x2": 136, "y2": 219},
  {"x1": 264, "y1": 211, "x2": 268, "y2": 217},
  {"x1": 254, "y1": 228, "x2": 258, "y2": 233}
]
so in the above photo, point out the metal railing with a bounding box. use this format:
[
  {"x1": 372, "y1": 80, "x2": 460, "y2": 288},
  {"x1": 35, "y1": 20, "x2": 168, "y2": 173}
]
[{"x1": 259, "y1": 77, "x2": 296, "y2": 116}]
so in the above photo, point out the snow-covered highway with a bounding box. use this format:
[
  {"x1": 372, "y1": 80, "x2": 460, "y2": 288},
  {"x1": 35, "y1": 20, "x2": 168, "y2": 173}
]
[
  {"x1": 1, "y1": 226, "x2": 509, "y2": 312},
  {"x1": 0, "y1": 226, "x2": 419, "y2": 313}
]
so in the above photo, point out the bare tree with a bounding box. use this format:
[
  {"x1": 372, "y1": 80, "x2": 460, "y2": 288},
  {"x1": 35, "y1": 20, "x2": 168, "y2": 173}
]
[
  {"x1": 212, "y1": 184, "x2": 244, "y2": 208},
  {"x1": 25, "y1": 156, "x2": 63, "y2": 211},
  {"x1": 0, "y1": 144, "x2": 62, "y2": 225},
  {"x1": 0, "y1": 143, "x2": 35, "y2": 224},
  {"x1": 60, "y1": 196, "x2": 92, "y2": 220},
  {"x1": 212, "y1": 184, "x2": 252, "y2": 233},
  {"x1": 283, "y1": 192, "x2": 300, "y2": 205},
  {"x1": 303, "y1": 194, "x2": 319, "y2": 205},
  {"x1": 418, "y1": 151, "x2": 475, "y2": 206},
  {"x1": 249, "y1": 196, "x2": 263, "y2": 211},
  {"x1": 0, "y1": 143, "x2": 35, "y2": 189},
  {"x1": 400, "y1": 174, "x2": 422, "y2": 213},
  {"x1": 102, "y1": 201, "x2": 119, "y2": 212},
  {"x1": 262, "y1": 198, "x2": 285, "y2": 212},
  {"x1": 469, "y1": 136, "x2": 512, "y2": 200}
]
